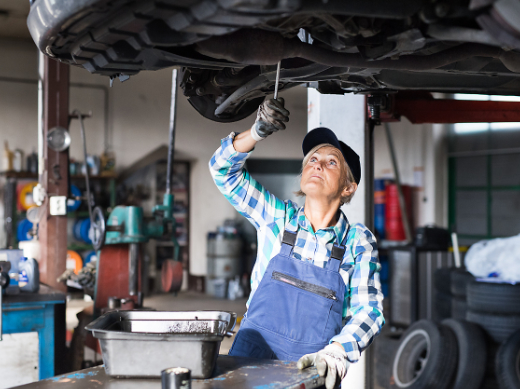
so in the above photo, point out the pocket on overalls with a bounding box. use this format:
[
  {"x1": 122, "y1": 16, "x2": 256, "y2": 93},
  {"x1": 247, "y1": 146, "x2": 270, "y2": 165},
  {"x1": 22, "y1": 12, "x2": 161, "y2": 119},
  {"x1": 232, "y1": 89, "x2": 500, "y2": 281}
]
[{"x1": 252, "y1": 271, "x2": 336, "y2": 343}]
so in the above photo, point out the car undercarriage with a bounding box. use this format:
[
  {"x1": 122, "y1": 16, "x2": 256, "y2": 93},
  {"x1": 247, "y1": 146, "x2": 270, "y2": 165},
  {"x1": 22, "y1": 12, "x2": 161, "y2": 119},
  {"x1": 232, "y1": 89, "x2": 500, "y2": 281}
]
[{"x1": 28, "y1": 0, "x2": 520, "y2": 122}]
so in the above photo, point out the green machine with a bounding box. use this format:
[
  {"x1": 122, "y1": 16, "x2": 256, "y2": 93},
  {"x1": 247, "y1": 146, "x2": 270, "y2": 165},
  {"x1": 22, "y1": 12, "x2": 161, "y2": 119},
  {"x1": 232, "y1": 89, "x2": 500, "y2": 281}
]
[{"x1": 101, "y1": 193, "x2": 181, "y2": 296}]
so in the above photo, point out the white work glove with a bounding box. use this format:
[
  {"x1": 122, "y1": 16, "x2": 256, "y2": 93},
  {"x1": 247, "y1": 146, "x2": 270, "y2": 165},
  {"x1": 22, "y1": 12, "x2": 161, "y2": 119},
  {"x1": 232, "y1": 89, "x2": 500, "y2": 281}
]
[
  {"x1": 250, "y1": 97, "x2": 290, "y2": 141},
  {"x1": 297, "y1": 344, "x2": 350, "y2": 389}
]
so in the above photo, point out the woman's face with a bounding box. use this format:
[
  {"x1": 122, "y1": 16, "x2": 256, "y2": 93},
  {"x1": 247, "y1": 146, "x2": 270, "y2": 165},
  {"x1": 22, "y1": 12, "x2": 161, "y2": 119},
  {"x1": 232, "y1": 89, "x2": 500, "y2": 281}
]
[{"x1": 300, "y1": 146, "x2": 349, "y2": 202}]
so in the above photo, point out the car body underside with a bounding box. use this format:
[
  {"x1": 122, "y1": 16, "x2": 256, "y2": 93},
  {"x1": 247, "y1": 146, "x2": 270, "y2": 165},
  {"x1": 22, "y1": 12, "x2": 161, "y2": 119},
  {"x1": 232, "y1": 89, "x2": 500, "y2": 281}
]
[{"x1": 28, "y1": 0, "x2": 520, "y2": 122}]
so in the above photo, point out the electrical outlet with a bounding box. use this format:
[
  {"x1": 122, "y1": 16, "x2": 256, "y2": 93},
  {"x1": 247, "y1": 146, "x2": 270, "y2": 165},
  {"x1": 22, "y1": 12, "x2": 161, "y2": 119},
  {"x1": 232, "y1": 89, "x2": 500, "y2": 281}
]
[{"x1": 49, "y1": 196, "x2": 67, "y2": 216}]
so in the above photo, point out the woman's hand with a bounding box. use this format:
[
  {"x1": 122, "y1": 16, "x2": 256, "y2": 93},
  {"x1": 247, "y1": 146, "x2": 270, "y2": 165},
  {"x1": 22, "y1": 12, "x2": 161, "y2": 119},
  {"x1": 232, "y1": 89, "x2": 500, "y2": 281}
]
[
  {"x1": 251, "y1": 97, "x2": 290, "y2": 140},
  {"x1": 297, "y1": 343, "x2": 349, "y2": 389},
  {"x1": 233, "y1": 97, "x2": 290, "y2": 152}
]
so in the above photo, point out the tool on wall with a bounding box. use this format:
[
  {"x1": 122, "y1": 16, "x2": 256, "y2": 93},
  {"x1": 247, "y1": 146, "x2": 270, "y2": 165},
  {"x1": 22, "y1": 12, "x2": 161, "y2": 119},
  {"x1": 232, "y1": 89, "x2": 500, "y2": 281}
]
[{"x1": 92, "y1": 69, "x2": 183, "y2": 314}]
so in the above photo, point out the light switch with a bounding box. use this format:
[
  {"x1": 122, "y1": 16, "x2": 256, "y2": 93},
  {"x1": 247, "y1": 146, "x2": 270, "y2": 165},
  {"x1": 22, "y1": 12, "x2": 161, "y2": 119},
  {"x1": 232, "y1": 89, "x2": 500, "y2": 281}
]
[{"x1": 49, "y1": 196, "x2": 67, "y2": 216}]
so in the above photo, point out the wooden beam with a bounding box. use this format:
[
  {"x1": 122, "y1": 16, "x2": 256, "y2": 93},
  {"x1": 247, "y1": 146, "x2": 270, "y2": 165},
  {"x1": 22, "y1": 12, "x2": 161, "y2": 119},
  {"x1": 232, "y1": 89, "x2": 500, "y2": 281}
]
[{"x1": 39, "y1": 56, "x2": 69, "y2": 292}]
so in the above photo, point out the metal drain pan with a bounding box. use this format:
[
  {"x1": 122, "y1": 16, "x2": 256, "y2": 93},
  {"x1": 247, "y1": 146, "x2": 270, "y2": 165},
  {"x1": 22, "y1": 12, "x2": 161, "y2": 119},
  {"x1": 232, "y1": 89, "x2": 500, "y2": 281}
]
[{"x1": 86, "y1": 310, "x2": 236, "y2": 378}]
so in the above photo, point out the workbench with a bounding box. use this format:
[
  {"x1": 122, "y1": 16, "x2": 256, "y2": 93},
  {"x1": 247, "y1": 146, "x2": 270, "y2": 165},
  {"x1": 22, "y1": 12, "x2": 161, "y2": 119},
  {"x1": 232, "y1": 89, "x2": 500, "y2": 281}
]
[
  {"x1": 1, "y1": 284, "x2": 66, "y2": 380},
  {"x1": 13, "y1": 356, "x2": 326, "y2": 389}
]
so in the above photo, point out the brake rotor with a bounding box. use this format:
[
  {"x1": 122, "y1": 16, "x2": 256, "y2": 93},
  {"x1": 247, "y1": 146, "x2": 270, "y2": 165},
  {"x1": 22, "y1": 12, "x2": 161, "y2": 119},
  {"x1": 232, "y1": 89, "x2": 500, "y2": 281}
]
[{"x1": 161, "y1": 260, "x2": 183, "y2": 293}]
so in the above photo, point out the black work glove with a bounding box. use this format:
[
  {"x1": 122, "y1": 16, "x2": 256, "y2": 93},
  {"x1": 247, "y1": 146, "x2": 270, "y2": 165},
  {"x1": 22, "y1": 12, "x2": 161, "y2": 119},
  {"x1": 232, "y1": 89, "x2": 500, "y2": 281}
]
[{"x1": 251, "y1": 98, "x2": 290, "y2": 141}]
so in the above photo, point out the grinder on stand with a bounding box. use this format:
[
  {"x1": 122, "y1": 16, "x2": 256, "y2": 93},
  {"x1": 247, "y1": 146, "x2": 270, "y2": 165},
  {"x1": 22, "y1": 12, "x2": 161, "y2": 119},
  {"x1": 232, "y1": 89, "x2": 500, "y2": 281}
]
[{"x1": 93, "y1": 70, "x2": 183, "y2": 314}]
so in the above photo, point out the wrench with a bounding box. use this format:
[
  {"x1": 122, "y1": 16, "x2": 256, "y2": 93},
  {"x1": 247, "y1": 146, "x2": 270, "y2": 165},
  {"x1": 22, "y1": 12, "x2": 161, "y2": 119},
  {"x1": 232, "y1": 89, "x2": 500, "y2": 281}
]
[{"x1": 273, "y1": 61, "x2": 281, "y2": 100}]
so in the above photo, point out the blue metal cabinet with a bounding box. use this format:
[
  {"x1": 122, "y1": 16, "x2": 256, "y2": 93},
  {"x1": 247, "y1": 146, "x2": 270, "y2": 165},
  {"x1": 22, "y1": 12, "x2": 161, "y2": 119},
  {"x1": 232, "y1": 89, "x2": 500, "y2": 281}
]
[{"x1": 2, "y1": 285, "x2": 66, "y2": 380}]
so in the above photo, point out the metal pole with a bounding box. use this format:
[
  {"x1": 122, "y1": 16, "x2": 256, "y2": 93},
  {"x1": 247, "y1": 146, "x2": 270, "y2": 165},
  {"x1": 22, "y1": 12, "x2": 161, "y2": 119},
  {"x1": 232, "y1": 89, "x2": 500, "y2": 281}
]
[
  {"x1": 384, "y1": 123, "x2": 413, "y2": 242},
  {"x1": 38, "y1": 53, "x2": 44, "y2": 177},
  {"x1": 166, "y1": 69, "x2": 178, "y2": 195},
  {"x1": 451, "y1": 232, "x2": 461, "y2": 268},
  {"x1": 0, "y1": 287, "x2": 3, "y2": 341},
  {"x1": 75, "y1": 112, "x2": 94, "y2": 226}
]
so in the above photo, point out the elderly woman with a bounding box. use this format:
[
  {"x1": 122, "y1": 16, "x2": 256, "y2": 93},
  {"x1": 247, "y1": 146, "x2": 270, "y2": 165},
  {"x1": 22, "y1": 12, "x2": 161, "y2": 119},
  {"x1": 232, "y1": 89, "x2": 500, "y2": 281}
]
[{"x1": 209, "y1": 98, "x2": 384, "y2": 389}]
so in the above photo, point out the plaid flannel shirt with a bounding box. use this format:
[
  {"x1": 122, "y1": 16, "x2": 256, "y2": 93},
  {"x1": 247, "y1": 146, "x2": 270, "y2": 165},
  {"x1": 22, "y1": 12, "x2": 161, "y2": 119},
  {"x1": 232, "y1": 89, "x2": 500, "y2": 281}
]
[{"x1": 209, "y1": 133, "x2": 385, "y2": 363}]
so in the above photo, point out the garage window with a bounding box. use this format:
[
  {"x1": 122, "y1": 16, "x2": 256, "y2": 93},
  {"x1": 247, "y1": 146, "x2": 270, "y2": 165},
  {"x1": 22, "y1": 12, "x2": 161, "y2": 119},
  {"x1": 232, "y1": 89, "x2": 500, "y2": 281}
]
[{"x1": 448, "y1": 95, "x2": 520, "y2": 246}]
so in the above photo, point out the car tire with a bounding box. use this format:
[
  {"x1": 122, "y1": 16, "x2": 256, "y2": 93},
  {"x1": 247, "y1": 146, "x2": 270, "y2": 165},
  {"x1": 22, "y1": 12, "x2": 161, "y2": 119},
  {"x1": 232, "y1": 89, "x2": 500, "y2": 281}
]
[
  {"x1": 466, "y1": 310, "x2": 520, "y2": 343},
  {"x1": 496, "y1": 329, "x2": 520, "y2": 389},
  {"x1": 486, "y1": 339, "x2": 500, "y2": 377},
  {"x1": 480, "y1": 376, "x2": 500, "y2": 389},
  {"x1": 441, "y1": 319, "x2": 487, "y2": 389},
  {"x1": 466, "y1": 280, "x2": 520, "y2": 315},
  {"x1": 450, "y1": 268, "x2": 474, "y2": 298},
  {"x1": 434, "y1": 268, "x2": 452, "y2": 294},
  {"x1": 390, "y1": 320, "x2": 458, "y2": 389},
  {"x1": 451, "y1": 297, "x2": 467, "y2": 321}
]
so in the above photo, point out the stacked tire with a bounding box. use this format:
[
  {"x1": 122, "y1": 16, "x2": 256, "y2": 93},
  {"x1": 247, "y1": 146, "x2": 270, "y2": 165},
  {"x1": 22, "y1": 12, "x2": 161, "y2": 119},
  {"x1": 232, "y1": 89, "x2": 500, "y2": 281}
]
[
  {"x1": 394, "y1": 268, "x2": 520, "y2": 389},
  {"x1": 389, "y1": 319, "x2": 487, "y2": 389},
  {"x1": 434, "y1": 267, "x2": 452, "y2": 321},
  {"x1": 450, "y1": 269, "x2": 473, "y2": 320},
  {"x1": 434, "y1": 267, "x2": 474, "y2": 322},
  {"x1": 465, "y1": 280, "x2": 520, "y2": 389}
]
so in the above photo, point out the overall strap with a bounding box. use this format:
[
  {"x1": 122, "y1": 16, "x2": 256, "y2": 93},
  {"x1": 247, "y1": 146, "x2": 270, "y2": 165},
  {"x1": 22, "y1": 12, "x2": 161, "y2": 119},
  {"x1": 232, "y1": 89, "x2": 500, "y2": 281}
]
[
  {"x1": 329, "y1": 223, "x2": 351, "y2": 272},
  {"x1": 280, "y1": 229, "x2": 297, "y2": 256},
  {"x1": 279, "y1": 212, "x2": 299, "y2": 256}
]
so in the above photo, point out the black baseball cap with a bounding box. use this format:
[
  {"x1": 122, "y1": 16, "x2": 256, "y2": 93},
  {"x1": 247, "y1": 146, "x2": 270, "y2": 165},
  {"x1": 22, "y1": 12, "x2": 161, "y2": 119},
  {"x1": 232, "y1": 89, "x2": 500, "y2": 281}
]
[{"x1": 302, "y1": 127, "x2": 361, "y2": 185}]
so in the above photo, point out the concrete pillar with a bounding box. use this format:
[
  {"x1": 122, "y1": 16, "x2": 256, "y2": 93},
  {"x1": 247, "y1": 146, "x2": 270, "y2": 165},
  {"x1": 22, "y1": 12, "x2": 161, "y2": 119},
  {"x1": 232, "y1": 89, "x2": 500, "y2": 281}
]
[
  {"x1": 307, "y1": 89, "x2": 371, "y2": 225},
  {"x1": 307, "y1": 88, "x2": 373, "y2": 389}
]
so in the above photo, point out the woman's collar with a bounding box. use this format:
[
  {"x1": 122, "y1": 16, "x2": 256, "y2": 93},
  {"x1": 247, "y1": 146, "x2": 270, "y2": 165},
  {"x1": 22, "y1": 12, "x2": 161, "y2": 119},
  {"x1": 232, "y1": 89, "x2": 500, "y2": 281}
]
[{"x1": 295, "y1": 206, "x2": 350, "y2": 241}]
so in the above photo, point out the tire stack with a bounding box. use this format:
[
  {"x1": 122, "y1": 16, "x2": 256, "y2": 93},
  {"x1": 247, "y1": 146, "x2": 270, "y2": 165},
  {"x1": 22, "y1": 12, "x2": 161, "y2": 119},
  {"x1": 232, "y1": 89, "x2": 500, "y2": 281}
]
[
  {"x1": 389, "y1": 319, "x2": 487, "y2": 389},
  {"x1": 465, "y1": 280, "x2": 520, "y2": 389},
  {"x1": 393, "y1": 269, "x2": 520, "y2": 389},
  {"x1": 434, "y1": 267, "x2": 474, "y2": 322},
  {"x1": 434, "y1": 268, "x2": 452, "y2": 321},
  {"x1": 450, "y1": 269, "x2": 474, "y2": 320}
]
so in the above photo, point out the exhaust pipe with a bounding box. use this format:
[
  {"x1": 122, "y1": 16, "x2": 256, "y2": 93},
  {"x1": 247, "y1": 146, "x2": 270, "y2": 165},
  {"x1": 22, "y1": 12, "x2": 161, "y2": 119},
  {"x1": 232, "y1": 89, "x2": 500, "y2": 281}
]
[{"x1": 195, "y1": 29, "x2": 520, "y2": 73}]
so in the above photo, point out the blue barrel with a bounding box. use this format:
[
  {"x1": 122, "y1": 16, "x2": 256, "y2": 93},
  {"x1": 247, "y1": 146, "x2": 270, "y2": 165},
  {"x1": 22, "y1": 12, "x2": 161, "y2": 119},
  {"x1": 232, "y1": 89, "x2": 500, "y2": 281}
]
[
  {"x1": 73, "y1": 219, "x2": 92, "y2": 244},
  {"x1": 67, "y1": 185, "x2": 82, "y2": 212},
  {"x1": 17, "y1": 219, "x2": 33, "y2": 242},
  {"x1": 374, "y1": 179, "x2": 386, "y2": 240}
]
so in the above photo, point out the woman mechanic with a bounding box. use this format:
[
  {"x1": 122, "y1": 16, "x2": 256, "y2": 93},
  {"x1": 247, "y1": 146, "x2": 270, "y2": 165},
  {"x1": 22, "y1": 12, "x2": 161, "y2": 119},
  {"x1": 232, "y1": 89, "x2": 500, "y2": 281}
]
[{"x1": 209, "y1": 97, "x2": 385, "y2": 389}]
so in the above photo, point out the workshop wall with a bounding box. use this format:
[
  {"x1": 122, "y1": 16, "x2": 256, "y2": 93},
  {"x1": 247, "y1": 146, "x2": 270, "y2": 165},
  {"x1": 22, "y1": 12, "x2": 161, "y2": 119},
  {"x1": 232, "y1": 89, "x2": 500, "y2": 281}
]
[{"x1": 373, "y1": 121, "x2": 448, "y2": 228}]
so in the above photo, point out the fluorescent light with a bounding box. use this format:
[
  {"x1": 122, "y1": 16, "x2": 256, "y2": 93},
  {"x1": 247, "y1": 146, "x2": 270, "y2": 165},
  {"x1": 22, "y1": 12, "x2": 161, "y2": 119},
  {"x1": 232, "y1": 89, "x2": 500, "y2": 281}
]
[
  {"x1": 490, "y1": 95, "x2": 520, "y2": 102},
  {"x1": 454, "y1": 123, "x2": 489, "y2": 133},
  {"x1": 454, "y1": 94, "x2": 489, "y2": 101},
  {"x1": 490, "y1": 122, "x2": 520, "y2": 130},
  {"x1": 453, "y1": 93, "x2": 520, "y2": 102}
]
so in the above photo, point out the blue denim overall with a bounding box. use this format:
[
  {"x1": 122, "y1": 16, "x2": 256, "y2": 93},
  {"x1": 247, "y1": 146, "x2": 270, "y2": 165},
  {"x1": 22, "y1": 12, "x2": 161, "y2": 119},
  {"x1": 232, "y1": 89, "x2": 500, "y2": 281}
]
[{"x1": 229, "y1": 226, "x2": 348, "y2": 361}]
